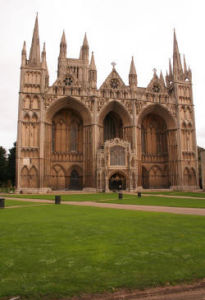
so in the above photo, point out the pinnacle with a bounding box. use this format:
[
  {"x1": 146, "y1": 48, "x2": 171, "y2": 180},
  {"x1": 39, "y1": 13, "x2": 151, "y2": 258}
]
[
  {"x1": 129, "y1": 56, "x2": 137, "y2": 75},
  {"x1": 90, "y1": 51, "x2": 96, "y2": 70},
  {"x1": 173, "y1": 29, "x2": 182, "y2": 73},
  {"x1": 160, "y1": 70, "x2": 165, "y2": 85},
  {"x1": 61, "y1": 30, "x2": 66, "y2": 44},
  {"x1": 83, "y1": 33, "x2": 89, "y2": 48},
  {"x1": 22, "y1": 41, "x2": 26, "y2": 53},
  {"x1": 29, "y1": 14, "x2": 40, "y2": 65}
]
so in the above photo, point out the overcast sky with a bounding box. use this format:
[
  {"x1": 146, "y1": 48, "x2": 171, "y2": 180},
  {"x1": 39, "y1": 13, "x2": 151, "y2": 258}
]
[{"x1": 0, "y1": 0, "x2": 205, "y2": 150}]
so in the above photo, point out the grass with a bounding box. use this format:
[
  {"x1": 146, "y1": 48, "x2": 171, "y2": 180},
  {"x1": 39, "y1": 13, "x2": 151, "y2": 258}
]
[
  {"x1": 1, "y1": 205, "x2": 205, "y2": 299},
  {"x1": 143, "y1": 191, "x2": 205, "y2": 198},
  {"x1": 5, "y1": 199, "x2": 49, "y2": 207},
  {"x1": 1, "y1": 192, "x2": 117, "y2": 202},
  {"x1": 3, "y1": 192, "x2": 205, "y2": 209},
  {"x1": 105, "y1": 195, "x2": 205, "y2": 208}
]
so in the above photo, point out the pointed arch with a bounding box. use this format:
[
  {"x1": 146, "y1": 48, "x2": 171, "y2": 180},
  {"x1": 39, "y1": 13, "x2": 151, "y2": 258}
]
[
  {"x1": 29, "y1": 166, "x2": 39, "y2": 188},
  {"x1": 32, "y1": 96, "x2": 39, "y2": 109},
  {"x1": 137, "y1": 103, "x2": 177, "y2": 129},
  {"x1": 21, "y1": 166, "x2": 29, "y2": 188},
  {"x1": 183, "y1": 167, "x2": 189, "y2": 186},
  {"x1": 45, "y1": 96, "x2": 92, "y2": 125},
  {"x1": 68, "y1": 165, "x2": 83, "y2": 190},
  {"x1": 31, "y1": 113, "x2": 38, "y2": 122},
  {"x1": 98, "y1": 100, "x2": 132, "y2": 127},
  {"x1": 50, "y1": 165, "x2": 66, "y2": 190},
  {"x1": 138, "y1": 104, "x2": 177, "y2": 188},
  {"x1": 23, "y1": 96, "x2": 31, "y2": 109},
  {"x1": 109, "y1": 171, "x2": 127, "y2": 190},
  {"x1": 189, "y1": 168, "x2": 196, "y2": 186},
  {"x1": 149, "y1": 165, "x2": 163, "y2": 188},
  {"x1": 24, "y1": 113, "x2": 30, "y2": 122}
]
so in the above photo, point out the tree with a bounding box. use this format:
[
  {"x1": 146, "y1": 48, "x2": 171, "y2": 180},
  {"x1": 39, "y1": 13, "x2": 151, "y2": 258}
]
[
  {"x1": 0, "y1": 146, "x2": 8, "y2": 186},
  {"x1": 7, "y1": 142, "x2": 16, "y2": 187}
]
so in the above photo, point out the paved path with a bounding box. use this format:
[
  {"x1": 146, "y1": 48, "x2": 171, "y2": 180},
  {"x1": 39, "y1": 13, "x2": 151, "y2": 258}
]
[{"x1": 4, "y1": 197, "x2": 205, "y2": 216}]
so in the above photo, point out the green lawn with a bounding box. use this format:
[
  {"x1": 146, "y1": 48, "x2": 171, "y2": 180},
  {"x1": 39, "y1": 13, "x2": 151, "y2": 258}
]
[
  {"x1": 105, "y1": 195, "x2": 205, "y2": 208},
  {"x1": 5, "y1": 199, "x2": 49, "y2": 207},
  {"x1": 1, "y1": 205, "x2": 205, "y2": 299},
  {"x1": 1, "y1": 192, "x2": 117, "y2": 202},
  {"x1": 3, "y1": 193, "x2": 205, "y2": 209},
  {"x1": 143, "y1": 191, "x2": 205, "y2": 198}
]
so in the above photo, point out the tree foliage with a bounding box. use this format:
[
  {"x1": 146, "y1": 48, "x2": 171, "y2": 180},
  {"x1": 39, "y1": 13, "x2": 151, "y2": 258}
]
[
  {"x1": 0, "y1": 142, "x2": 16, "y2": 187},
  {"x1": 0, "y1": 146, "x2": 8, "y2": 186},
  {"x1": 7, "y1": 142, "x2": 16, "y2": 186}
]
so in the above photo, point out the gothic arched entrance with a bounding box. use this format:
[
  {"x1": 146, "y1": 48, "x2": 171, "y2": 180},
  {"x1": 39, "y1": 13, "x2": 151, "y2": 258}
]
[
  {"x1": 69, "y1": 170, "x2": 82, "y2": 190},
  {"x1": 109, "y1": 173, "x2": 126, "y2": 191}
]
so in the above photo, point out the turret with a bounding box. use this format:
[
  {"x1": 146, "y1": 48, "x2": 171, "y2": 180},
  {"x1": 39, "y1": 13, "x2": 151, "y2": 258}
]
[
  {"x1": 129, "y1": 56, "x2": 137, "y2": 87},
  {"x1": 28, "y1": 14, "x2": 40, "y2": 66}
]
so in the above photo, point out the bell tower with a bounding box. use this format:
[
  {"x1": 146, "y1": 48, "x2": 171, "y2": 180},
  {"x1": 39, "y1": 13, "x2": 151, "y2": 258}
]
[
  {"x1": 166, "y1": 31, "x2": 198, "y2": 188},
  {"x1": 16, "y1": 15, "x2": 49, "y2": 192}
]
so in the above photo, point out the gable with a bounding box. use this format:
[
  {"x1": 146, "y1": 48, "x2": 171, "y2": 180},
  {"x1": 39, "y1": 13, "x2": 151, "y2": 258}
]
[{"x1": 100, "y1": 68, "x2": 126, "y2": 90}]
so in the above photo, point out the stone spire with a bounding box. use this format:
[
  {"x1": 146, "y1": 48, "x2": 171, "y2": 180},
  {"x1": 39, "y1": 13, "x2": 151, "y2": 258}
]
[
  {"x1": 129, "y1": 56, "x2": 137, "y2": 74},
  {"x1": 89, "y1": 51, "x2": 96, "y2": 70},
  {"x1": 59, "y1": 30, "x2": 67, "y2": 58},
  {"x1": 160, "y1": 70, "x2": 165, "y2": 87},
  {"x1": 83, "y1": 33, "x2": 89, "y2": 47},
  {"x1": 29, "y1": 14, "x2": 40, "y2": 65},
  {"x1": 129, "y1": 56, "x2": 137, "y2": 87},
  {"x1": 41, "y1": 42, "x2": 47, "y2": 69},
  {"x1": 89, "y1": 52, "x2": 97, "y2": 88},
  {"x1": 21, "y1": 41, "x2": 27, "y2": 66},
  {"x1": 81, "y1": 33, "x2": 89, "y2": 62},
  {"x1": 173, "y1": 29, "x2": 183, "y2": 79}
]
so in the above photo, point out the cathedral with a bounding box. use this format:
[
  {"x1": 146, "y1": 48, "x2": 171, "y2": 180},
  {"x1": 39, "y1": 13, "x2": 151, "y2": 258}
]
[{"x1": 16, "y1": 16, "x2": 199, "y2": 193}]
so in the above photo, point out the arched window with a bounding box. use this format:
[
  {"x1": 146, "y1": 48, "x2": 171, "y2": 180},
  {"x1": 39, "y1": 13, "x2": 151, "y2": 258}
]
[
  {"x1": 110, "y1": 146, "x2": 125, "y2": 165},
  {"x1": 103, "y1": 112, "x2": 123, "y2": 142},
  {"x1": 70, "y1": 122, "x2": 78, "y2": 151}
]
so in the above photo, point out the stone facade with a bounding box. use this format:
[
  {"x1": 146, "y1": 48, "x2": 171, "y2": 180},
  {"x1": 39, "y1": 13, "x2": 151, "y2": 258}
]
[{"x1": 16, "y1": 16, "x2": 199, "y2": 193}]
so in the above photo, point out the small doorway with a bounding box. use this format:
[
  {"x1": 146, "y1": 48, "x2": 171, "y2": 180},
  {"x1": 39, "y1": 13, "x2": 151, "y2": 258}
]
[
  {"x1": 109, "y1": 173, "x2": 126, "y2": 191},
  {"x1": 69, "y1": 170, "x2": 82, "y2": 190}
]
